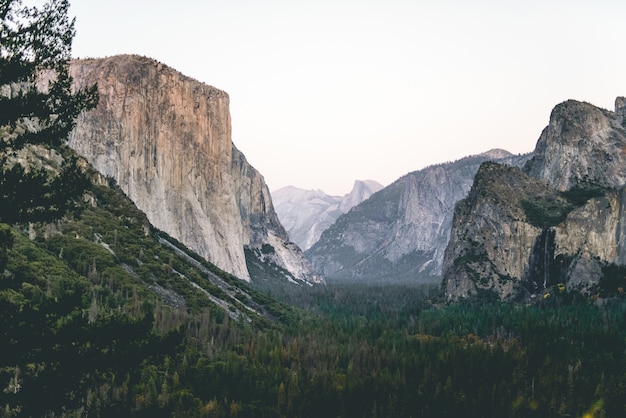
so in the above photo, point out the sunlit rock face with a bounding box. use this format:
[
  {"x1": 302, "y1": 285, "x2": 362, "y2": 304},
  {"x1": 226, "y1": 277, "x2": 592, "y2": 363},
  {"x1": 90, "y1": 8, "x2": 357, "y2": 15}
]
[
  {"x1": 443, "y1": 98, "x2": 626, "y2": 301},
  {"x1": 68, "y1": 55, "x2": 322, "y2": 284}
]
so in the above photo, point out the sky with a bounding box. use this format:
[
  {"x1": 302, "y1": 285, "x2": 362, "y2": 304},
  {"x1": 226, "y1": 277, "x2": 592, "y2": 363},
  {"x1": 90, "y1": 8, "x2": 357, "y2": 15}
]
[{"x1": 65, "y1": 0, "x2": 626, "y2": 196}]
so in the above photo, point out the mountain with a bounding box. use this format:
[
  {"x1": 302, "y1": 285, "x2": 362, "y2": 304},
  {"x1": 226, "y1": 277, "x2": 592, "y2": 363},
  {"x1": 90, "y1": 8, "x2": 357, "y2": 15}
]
[
  {"x1": 272, "y1": 180, "x2": 383, "y2": 250},
  {"x1": 68, "y1": 55, "x2": 321, "y2": 285},
  {"x1": 525, "y1": 98, "x2": 626, "y2": 191},
  {"x1": 443, "y1": 98, "x2": 626, "y2": 301},
  {"x1": 306, "y1": 149, "x2": 531, "y2": 283}
]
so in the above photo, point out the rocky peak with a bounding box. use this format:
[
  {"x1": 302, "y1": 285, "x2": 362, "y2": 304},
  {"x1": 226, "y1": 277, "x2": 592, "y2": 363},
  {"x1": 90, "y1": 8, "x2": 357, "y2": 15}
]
[
  {"x1": 338, "y1": 180, "x2": 384, "y2": 213},
  {"x1": 272, "y1": 180, "x2": 382, "y2": 251},
  {"x1": 477, "y1": 148, "x2": 513, "y2": 160},
  {"x1": 524, "y1": 99, "x2": 626, "y2": 191},
  {"x1": 68, "y1": 55, "x2": 321, "y2": 284}
]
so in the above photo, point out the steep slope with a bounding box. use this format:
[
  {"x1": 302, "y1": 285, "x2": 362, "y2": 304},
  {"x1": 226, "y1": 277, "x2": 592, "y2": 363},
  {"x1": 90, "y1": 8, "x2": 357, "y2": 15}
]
[
  {"x1": 68, "y1": 55, "x2": 321, "y2": 285},
  {"x1": 443, "y1": 97, "x2": 626, "y2": 301},
  {"x1": 306, "y1": 149, "x2": 530, "y2": 282},
  {"x1": 272, "y1": 180, "x2": 383, "y2": 250},
  {"x1": 0, "y1": 144, "x2": 301, "y2": 414},
  {"x1": 5, "y1": 146, "x2": 290, "y2": 325}
]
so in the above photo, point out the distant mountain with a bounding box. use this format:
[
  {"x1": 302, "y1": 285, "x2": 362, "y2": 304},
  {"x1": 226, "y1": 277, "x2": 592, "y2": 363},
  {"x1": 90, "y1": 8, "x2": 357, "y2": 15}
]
[
  {"x1": 306, "y1": 150, "x2": 531, "y2": 283},
  {"x1": 443, "y1": 98, "x2": 626, "y2": 301},
  {"x1": 68, "y1": 55, "x2": 321, "y2": 285},
  {"x1": 272, "y1": 180, "x2": 383, "y2": 250}
]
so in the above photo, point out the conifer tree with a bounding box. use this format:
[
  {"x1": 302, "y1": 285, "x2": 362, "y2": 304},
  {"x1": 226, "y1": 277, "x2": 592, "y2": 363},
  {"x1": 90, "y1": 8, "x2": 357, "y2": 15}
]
[
  {"x1": 0, "y1": 0, "x2": 97, "y2": 271},
  {"x1": 0, "y1": 1, "x2": 100, "y2": 414},
  {"x1": 0, "y1": 0, "x2": 98, "y2": 225}
]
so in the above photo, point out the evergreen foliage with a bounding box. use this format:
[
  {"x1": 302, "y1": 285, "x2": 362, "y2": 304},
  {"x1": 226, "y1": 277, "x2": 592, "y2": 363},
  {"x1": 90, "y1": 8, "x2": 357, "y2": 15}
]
[
  {"x1": 0, "y1": 0, "x2": 97, "y2": 225},
  {"x1": 522, "y1": 179, "x2": 609, "y2": 228},
  {"x1": 0, "y1": 162, "x2": 291, "y2": 415},
  {"x1": 0, "y1": 0, "x2": 98, "y2": 153}
]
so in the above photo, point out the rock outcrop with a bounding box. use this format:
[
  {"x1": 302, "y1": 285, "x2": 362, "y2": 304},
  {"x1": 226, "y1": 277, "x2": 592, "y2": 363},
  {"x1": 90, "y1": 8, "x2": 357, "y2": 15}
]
[
  {"x1": 443, "y1": 98, "x2": 626, "y2": 301},
  {"x1": 442, "y1": 163, "x2": 566, "y2": 300},
  {"x1": 68, "y1": 55, "x2": 321, "y2": 284},
  {"x1": 272, "y1": 180, "x2": 383, "y2": 251},
  {"x1": 524, "y1": 99, "x2": 626, "y2": 191},
  {"x1": 306, "y1": 150, "x2": 530, "y2": 282}
]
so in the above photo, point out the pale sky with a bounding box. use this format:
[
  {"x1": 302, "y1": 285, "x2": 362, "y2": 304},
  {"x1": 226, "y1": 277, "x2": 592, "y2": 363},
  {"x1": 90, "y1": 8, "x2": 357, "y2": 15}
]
[{"x1": 67, "y1": 0, "x2": 626, "y2": 196}]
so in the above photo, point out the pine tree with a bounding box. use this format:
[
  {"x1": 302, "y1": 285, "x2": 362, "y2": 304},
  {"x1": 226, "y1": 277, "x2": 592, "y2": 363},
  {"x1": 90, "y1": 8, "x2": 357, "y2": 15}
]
[
  {"x1": 0, "y1": 0, "x2": 98, "y2": 225},
  {"x1": 0, "y1": 1, "x2": 100, "y2": 414}
]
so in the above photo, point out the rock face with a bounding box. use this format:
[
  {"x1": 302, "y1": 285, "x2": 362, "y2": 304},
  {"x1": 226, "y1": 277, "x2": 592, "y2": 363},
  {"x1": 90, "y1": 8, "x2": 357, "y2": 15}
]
[
  {"x1": 272, "y1": 180, "x2": 383, "y2": 251},
  {"x1": 552, "y1": 189, "x2": 626, "y2": 289},
  {"x1": 68, "y1": 55, "x2": 321, "y2": 284},
  {"x1": 306, "y1": 150, "x2": 530, "y2": 282},
  {"x1": 442, "y1": 163, "x2": 566, "y2": 300},
  {"x1": 525, "y1": 99, "x2": 626, "y2": 191},
  {"x1": 443, "y1": 98, "x2": 626, "y2": 301}
]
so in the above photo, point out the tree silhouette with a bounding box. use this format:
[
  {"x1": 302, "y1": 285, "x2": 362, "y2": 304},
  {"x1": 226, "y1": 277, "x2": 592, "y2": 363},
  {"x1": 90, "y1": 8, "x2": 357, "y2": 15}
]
[
  {"x1": 0, "y1": 0, "x2": 98, "y2": 225},
  {"x1": 0, "y1": 1, "x2": 101, "y2": 414}
]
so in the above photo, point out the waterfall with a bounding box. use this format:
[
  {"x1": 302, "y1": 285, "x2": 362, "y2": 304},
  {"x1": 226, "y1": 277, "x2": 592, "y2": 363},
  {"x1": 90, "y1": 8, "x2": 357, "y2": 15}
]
[
  {"x1": 543, "y1": 230, "x2": 549, "y2": 288},
  {"x1": 541, "y1": 228, "x2": 554, "y2": 289}
]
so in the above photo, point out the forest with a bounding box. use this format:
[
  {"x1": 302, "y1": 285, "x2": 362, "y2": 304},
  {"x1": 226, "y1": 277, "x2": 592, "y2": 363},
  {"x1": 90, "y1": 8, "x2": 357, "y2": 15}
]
[{"x1": 2, "y1": 184, "x2": 626, "y2": 416}]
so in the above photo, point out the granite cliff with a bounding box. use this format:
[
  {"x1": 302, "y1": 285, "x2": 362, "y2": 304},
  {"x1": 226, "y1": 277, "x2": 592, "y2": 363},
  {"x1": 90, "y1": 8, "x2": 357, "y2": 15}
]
[
  {"x1": 443, "y1": 98, "x2": 626, "y2": 301},
  {"x1": 306, "y1": 150, "x2": 530, "y2": 282},
  {"x1": 68, "y1": 55, "x2": 321, "y2": 284},
  {"x1": 525, "y1": 99, "x2": 626, "y2": 191},
  {"x1": 272, "y1": 180, "x2": 383, "y2": 251}
]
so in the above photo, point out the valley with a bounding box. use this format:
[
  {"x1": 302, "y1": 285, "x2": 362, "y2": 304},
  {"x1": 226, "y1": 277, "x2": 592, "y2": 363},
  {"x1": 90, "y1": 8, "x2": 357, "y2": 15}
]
[
  {"x1": 2, "y1": 2, "x2": 626, "y2": 415},
  {"x1": 3, "y1": 179, "x2": 625, "y2": 416}
]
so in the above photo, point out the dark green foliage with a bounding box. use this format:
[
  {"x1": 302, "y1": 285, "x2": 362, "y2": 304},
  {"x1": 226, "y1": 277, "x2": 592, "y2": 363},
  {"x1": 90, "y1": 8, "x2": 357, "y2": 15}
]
[
  {"x1": 562, "y1": 178, "x2": 608, "y2": 206},
  {"x1": 0, "y1": 147, "x2": 301, "y2": 415},
  {"x1": 151, "y1": 284, "x2": 626, "y2": 418},
  {"x1": 0, "y1": 0, "x2": 98, "y2": 154},
  {"x1": 1, "y1": 0, "x2": 98, "y2": 225},
  {"x1": 0, "y1": 223, "x2": 11, "y2": 270},
  {"x1": 522, "y1": 180, "x2": 609, "y2": 229},
  {"x1": 0, "y1": 155, "x2": 89, "y2": 223},
  {"x1": 600, "y1": 263, "x2": 626, "y2": 297},
  {"x1": 0, "y1": 224, "x2": 183, "y2": 416},
  {"x1": 3, "y1": 179, "x2": 626, "y2": 417},
  {"x1": 521, "y1": 196, "x2": 573, "y2": 228},
  {"x1": 260, "y1": 243, "x2": 275, "y2": 255},
  {"x1": 0, "y1": 0, "x2": 92, "y2": 324}
]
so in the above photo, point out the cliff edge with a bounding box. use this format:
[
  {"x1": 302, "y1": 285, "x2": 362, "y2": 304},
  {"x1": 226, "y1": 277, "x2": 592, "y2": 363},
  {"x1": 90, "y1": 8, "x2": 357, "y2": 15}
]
[{"x1": 69, "y1": 55, "x2": 321, "y2": 284}]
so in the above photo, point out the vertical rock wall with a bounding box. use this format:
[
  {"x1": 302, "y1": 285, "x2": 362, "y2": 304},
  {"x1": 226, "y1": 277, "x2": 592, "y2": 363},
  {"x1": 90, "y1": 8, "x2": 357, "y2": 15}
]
[{"x1": 68, "y1": 55, "x2": 320, "y2": 284}]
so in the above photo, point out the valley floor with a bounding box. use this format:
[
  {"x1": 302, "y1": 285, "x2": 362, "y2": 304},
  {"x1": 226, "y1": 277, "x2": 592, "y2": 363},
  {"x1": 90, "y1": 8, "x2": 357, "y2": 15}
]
[{"x1": 2, "y1": 204, "x2": 625, "y2": 417}]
